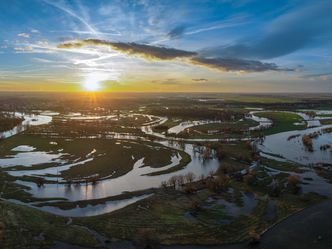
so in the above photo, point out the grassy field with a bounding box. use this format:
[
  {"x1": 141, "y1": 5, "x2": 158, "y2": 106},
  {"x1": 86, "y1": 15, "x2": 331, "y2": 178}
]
[
  {"x1": 254, "y1": 112, "x2": 306, "y2": 135},
  {"x1": 320, "y1": 119, "x2": 332, "y2": 125},
  {"x1": 177, "y1": 119, "x2": 258, "y2": 139},
  {"x1": 260, "y1": 158, "x2": 305, "y2": 173},
  {"x1": 0, "y1": 114, "x2": 23, "y2": 132},
  {"x1": 152, "y1": 118, "x2": 183, "y2": 133}
]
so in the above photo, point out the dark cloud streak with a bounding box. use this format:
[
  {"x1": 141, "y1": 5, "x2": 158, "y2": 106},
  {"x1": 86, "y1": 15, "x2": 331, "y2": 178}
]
[
  {"x1": 192, "y1": 78, "x2": 208, "y2": 82},
  {"x1": 190, "y1": 57, "x2": 286, "y2": 72},
  {"x1": 58, "y1": 39, "x2": 291, "y2": 72},
  {"x1": 58, "y1": 39, "x2": 196, "y2": 60}
]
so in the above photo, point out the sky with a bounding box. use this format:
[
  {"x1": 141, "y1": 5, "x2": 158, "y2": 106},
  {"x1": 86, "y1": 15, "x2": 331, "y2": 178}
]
[{"x1": 0, "y1": 0, "x2": 331, "y2": 92}]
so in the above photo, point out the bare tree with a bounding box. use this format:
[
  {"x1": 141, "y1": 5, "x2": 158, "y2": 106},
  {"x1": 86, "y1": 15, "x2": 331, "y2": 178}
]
[
  {"x1": 160, "y1": 181, "x2": 167, "y2": 189},
  {"x1": 176, "y1": 175, "x2": 185, "y2": 187},
  {"x1": 167, "y1": 176, "x2": 178, "y2": 189},
  {"x1": 185, "y1": 172, "x2": 196, "y2": 184}
]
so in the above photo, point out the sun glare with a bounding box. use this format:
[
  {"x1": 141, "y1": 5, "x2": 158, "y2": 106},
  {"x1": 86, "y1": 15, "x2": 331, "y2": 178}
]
[
  {"x1": 83, "y1": 81, "x2": 101, "y2": 91},
  {"x1": 83, "y1": 72, "x2": 109, "y2": 91}
]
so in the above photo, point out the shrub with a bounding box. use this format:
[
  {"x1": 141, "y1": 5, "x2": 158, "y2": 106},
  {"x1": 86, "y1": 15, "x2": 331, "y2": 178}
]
[
  {"x1": 243, "y1": 173, "x2": 256, "y2": 185},
  {"x1": 287, "y1": 174, "x2": 301, "y2": 194},
  {"x1": 288, "y1": 174, "x2": 300, "y2": 186},
  {"x1": 184, "y1": 183, "x2": 197, "y2": 194},
  {"x1": 134, "y1": 228, "x2": 160, "y2": 249}
]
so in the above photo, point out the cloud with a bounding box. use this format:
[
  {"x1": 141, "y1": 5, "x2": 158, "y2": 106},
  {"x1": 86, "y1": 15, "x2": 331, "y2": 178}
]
[
  {"x1": 167, "y1": 26, "x2": 186, "y2": 39},
  {"x1": 190, "y1": 57, "x2": 287, "y2": 72},
  {"x1": 57, "y1": 39, "x2": 290, "y2": 72},
  {"x1": 31, "y1": 29, "x2": 40, "y2": 33},
  {"x1": 33, "y1": 58, "x2": 55, "y2": 63},
  {"x1": 152, "y1": 14, "x2": 248, "y2": 44},
  {"x1": 14, "y1": 46, "x2": 33, "y2": 52},
  {"x1": 42, "y1": 0, "x2": 97, "y2": 35},
  {"x1": 192, "y1": 78, "x2": 208, "y2": 82},
  {"x1": 58, "y1": 39, "x2": 197, "y2": 60},
  {"x1": 51, "y1": 30, "x2": 121, "y2": 36},
  {"x1": 186, "y1": 14, "x2": 249, "y2": 36},
  {"x1": 160, "y1": 78, "x2": 181, "y2": 85},
  {"x1": 37, "y1": 41, "x2": 49, "y2": 46},
  {"x1": 17, "y1": 33, "x2": 30, "y2": 38},
  {"x1": 302, "y1": 72, "x2": 332, "y2": 81},
  {"x1": 200, "y1": 2, "x2": 332, "y2": 59}
]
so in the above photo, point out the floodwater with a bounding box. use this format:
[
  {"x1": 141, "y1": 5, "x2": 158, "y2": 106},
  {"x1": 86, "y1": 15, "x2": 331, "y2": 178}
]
[
  {"x1": 14, "y1": 145, "x2": 219, "y2": 201},
  {"x1": 35, "y1": 194, "x2": 154, "y2": 217},
  {"x1": 0, "y1": 112, "x2": 52, "y2": 139},
  {"x1": 1, "y1": 109, "x2": 332, "y2": 216},
  {"x1": 258, "y1": 125, "x2": 332, "y2": 165},
  {"x1": 0, "y1": 151, "x2": 64, "y2": 168},
  {"x1": 168, "y1": 120, "x2": 222, "y2": 134}
]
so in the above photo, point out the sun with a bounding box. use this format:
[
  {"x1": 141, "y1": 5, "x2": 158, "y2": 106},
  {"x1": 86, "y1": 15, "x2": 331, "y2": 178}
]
[
  {"x1": 83, "y1": 81, "x2": 101, "y2": 91},
  {"x1": 82, "y1": 72, "x2": 109, "y2": 91}
]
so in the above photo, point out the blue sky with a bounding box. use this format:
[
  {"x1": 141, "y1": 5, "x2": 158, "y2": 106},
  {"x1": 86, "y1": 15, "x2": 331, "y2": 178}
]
[{"x1": 0, "y1": 0, "x2": 331, "y2": 92}]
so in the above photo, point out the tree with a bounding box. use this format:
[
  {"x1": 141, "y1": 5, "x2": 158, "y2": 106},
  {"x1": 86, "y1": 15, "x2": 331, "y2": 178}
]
[
  {"x1": 206, "y1": 174, "x2": 227, "y2": 193},
  {"x1": 176, "y1": 175, "x2": 185, "y2": 187},
  {"x1": 36, "y1": 177, "x2": 45, "y2": 188},
  {"x1": 160, "y1": 181, "x2": 167, "y2": 189},
  {"x1": 185, "y1": 172, "x2": 196, "y2": 183},
  {"x1": 167, "y1": 176, "x2": 178, "y2": 189},
  {"x1": 287, "y1": 174, "x2": 301, "y2": 194},
  {"x1": 216, "y1": 147, "x2": 224, "y2": 160}
]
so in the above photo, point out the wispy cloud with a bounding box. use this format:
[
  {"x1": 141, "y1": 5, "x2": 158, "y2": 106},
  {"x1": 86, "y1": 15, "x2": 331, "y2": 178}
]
[
  {"x1": 301, "y1": 72, "x2": 332, "y2": 81},
  {"x1": 50, "y1": 30, "x2": 121, "y2": 36},
  {"x1": 42, "y1": 0, "x2": 98, "y2": 35},
  {"x1": 17, "y1": 33, "x2": 30, "y2": 38},
  {"x1": 185, "y1": 14, "x2": 249, "y2": 36},
  {"x1": 14, "y1": 46, "x2": 33, "y2": 52}
]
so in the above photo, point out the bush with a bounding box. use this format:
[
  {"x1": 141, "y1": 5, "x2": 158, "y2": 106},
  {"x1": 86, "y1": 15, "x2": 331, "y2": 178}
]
[
  {"x1": 134, "y1": 228, "x2": 160, "y2": 249},
  {"x1": 243, "y1": 173, "x2": 256, "y2": 185},
  {"x1": 0, "y1": 220, "x2": 5, "y2": 243},
  {"x1": 287, "y1": 174, "x2": 301, "y2": 194},
  {"x1": 288, "y1": 174, "x2": 300, "y2": 186},
  {"x1": 184, "y1": 183, "x2": 197, "y2": 194}
]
